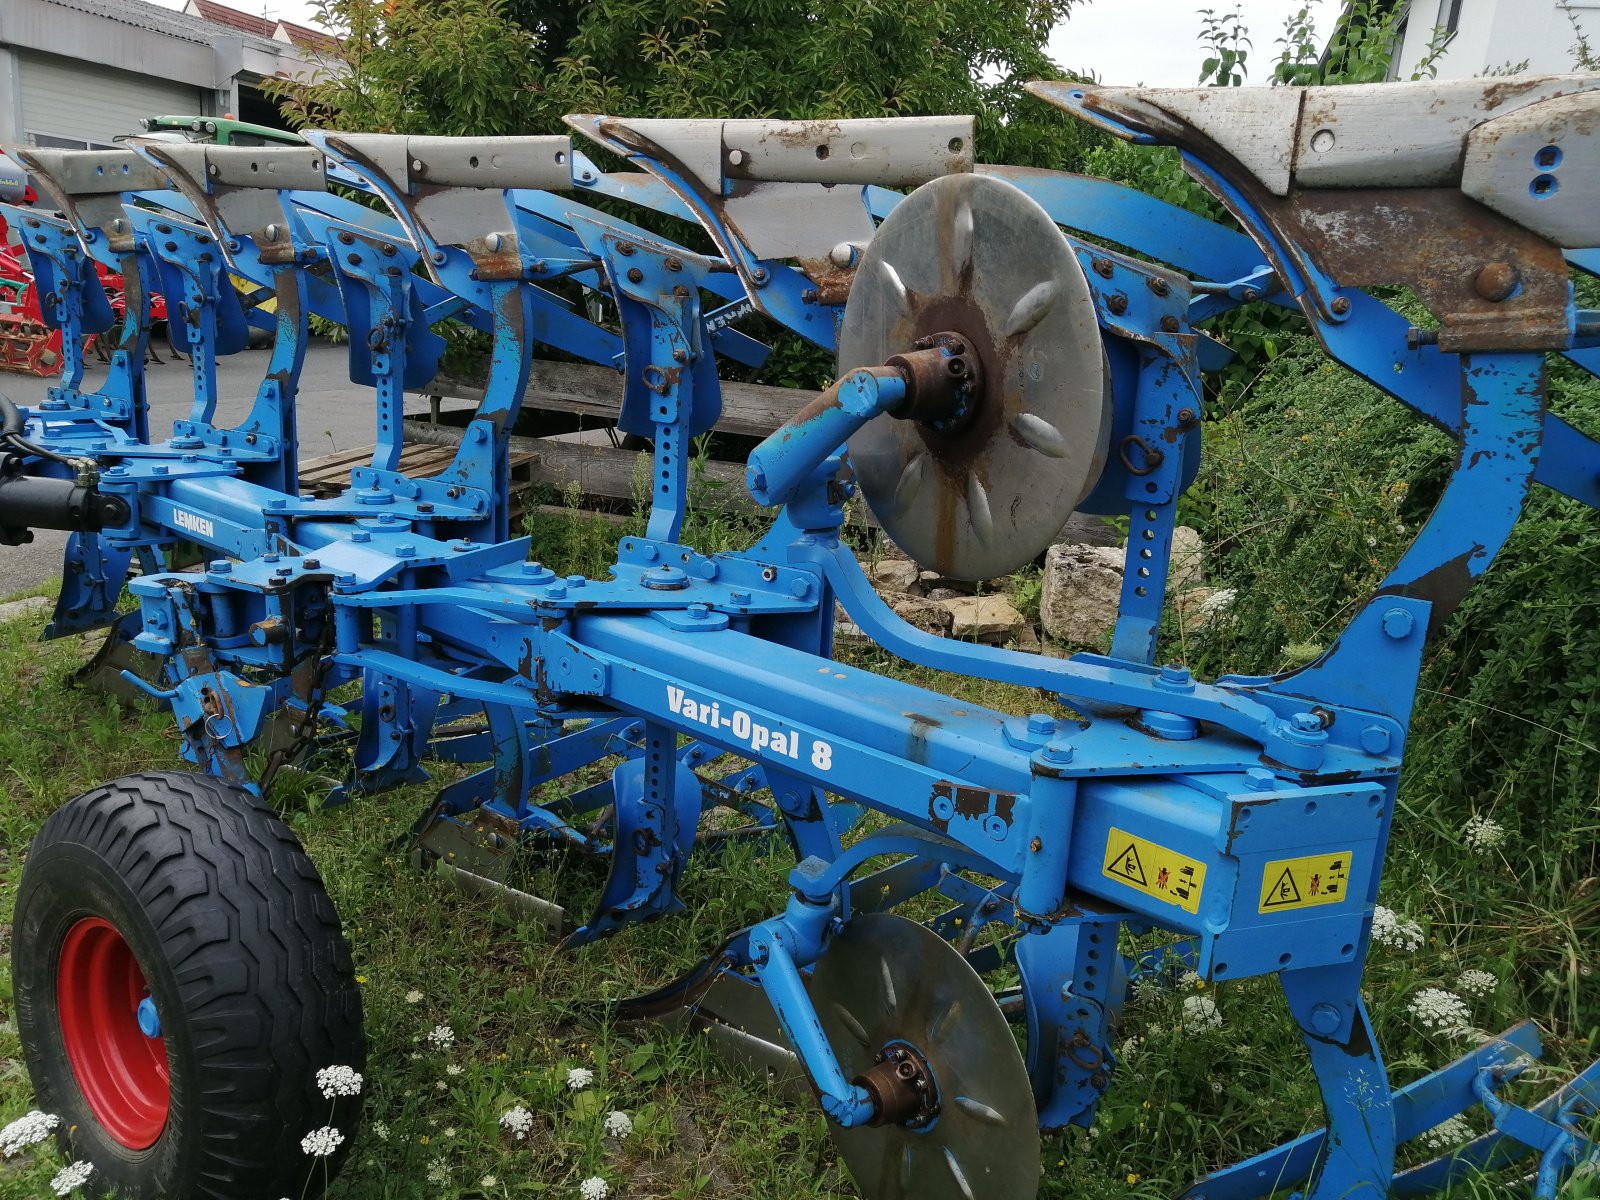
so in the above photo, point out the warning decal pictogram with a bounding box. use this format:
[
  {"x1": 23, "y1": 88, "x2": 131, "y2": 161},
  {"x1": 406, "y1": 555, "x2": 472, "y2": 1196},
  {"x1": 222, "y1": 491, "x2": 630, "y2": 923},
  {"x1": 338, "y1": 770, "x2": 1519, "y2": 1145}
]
[{"x1": 1101, "y1": 828, "x2": 1207, "y2": 915}]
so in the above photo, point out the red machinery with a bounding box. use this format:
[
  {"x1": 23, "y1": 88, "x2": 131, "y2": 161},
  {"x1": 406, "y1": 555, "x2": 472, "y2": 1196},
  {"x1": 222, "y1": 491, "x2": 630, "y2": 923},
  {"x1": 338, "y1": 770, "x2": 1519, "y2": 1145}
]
[{"x1": 0, "y1": 150, "x2": 167, "y2": 377}]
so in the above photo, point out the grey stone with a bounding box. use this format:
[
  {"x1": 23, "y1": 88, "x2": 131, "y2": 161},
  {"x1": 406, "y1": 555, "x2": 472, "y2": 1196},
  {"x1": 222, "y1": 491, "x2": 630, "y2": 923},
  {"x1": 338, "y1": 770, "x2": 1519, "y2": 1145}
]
[
  {"x1": 0, "y1": 595, "x2": 53, "y2": 624},
  {"x1": 1171, "y1": 526, "x2": 1205, "y2": 591},
  {"x1": 865, "y1": 558, "x2": 921, "y2": 592},
  {"x1": 1040, "y1": 543, "x2": 1124, "y2": 645},
  {"x1": 938, "y1": 595, "x2": 1027, "y2": 641},
  {"x1": 888, "y1": 595, "x2": 954, "y2": 635}
]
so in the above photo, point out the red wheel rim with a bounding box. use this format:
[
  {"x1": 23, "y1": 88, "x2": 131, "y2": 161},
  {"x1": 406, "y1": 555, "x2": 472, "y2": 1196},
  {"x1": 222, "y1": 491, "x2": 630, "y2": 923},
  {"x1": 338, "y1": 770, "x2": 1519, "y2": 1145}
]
[{"x1": 57, "y1": 917, "x2": 170, "y2": 1149}]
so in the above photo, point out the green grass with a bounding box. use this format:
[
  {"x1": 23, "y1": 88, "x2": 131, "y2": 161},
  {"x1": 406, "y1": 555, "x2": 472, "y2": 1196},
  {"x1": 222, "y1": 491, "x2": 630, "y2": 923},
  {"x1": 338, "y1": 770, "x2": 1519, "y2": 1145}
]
[
  {"x1": 0, "y1": 576, "x2": 1593, "y2": 1198},
  {"x1": 0, "y1": 383, "x2": 1596, "y2": 1198}
]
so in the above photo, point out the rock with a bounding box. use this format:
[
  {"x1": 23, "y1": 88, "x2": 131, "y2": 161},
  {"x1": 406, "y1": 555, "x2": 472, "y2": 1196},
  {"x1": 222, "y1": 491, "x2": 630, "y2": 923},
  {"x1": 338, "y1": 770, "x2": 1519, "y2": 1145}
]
[
  {"x1": 1040, "y1": 543, "x2": 1124, "y2": 645},
  {"x1": 1013, "y1": 623, "x2": 1042, "y2": 653},
  {"x1": 0, "y1": 596, "x2": 52, "y2": 624},
  {"x1": 833, "y1": 603, "x2": 871, "y2": 648},
  {"x1": 938, "y1": 595, "x2": 1027, "y2": 641},
  {"x1": 865, "y1": 558, "x2": 921, "y2": 592},
  {"x1": 926, "y1": 587, "x2": 962, "y2": 601},
  {"x1": 888, "y1": 595, "x2": 953, "y2": 635},
  {"x1": 1171, "y1": 526, "x2": 1205, "y2": 591},
  {"x1": 918, "y1": 570, "x2": 940, "y2": 587}
]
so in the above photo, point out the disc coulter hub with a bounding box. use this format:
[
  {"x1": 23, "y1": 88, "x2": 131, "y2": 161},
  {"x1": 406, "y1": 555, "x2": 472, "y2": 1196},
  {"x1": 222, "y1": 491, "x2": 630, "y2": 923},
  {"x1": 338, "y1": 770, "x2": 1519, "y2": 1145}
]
[{"x1": 857, "y1": 1040, "x2": 940, "y2": 1129}]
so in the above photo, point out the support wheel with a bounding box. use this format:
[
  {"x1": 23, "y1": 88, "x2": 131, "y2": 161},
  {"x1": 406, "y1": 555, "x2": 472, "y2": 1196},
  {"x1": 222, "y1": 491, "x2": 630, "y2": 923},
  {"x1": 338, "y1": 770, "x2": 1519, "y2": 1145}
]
[{"x1": 12, "y1": 771, "x2": 365, "y2": 1199}]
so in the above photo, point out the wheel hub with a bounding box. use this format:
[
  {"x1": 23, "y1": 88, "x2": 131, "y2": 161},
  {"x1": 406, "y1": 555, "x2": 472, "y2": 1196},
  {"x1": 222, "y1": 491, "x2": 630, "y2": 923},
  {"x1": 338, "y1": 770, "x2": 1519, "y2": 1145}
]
[{"x1": 57, "y1": 916, "x2": 170, "y2": 1149}]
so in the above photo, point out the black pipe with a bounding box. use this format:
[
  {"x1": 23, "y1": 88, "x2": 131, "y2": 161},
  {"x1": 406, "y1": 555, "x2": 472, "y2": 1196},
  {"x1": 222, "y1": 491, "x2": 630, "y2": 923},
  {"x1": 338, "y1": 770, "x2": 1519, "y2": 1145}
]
[
  {"x1": 0, "y1": 457, "x2": 130, "y2": 546},
  {"x1": 0, "y1": 393, "x2": 22, "y2": 441}
]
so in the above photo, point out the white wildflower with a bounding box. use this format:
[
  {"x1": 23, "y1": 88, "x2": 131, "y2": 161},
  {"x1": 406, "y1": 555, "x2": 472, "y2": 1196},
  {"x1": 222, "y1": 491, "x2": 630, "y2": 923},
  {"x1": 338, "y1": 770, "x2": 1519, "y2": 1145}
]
[
  {"x1": 1178, "y1": 970, "x2": 1201, "y2": 989},
  {"x1": 445, "y1": 1063, "x2": 463, "y2": 1077},
  {"x1": 480, "y1": 1177, "x2": 499, "y2": 1190},
  {"x1": 443, "y1": 1127, "x2": 457, "y2": 1138},
  {"x1": 1197, "y1": 588, "x2": 1237, "y2": 617},
  {"x1": 371, "y1": 1121, "x2": 390, "y2": 1141},
  {"x1": 1420, "y1": 1114, "x2": 1472, "y2": 1151},
  {"x1": 49, "y1": 1161, "x2": 93, "y2": 1196},
  {"x1": 427, "y1": 1024, "x2": 455, "y2": 1050},
  {"x1": 315, "y1": 1065, "x2": 364, "y2": 1099},
  {"x1": 405, "y1": 989, "x2": 424, "y2": 1004},
  {"x1": 1182, "y1": 994, "x2": 1222, "y2": 1031},
  {"x1": 1371, "y1": 905, "x2": 1424, "y2": 952},
  {"x1": 1462, "y1": 815, "x2": 1508, "y2": 854},
  {"x1": 1408, "y1": 987, "x2": 1471, "y2": 1035},
  {"x1": 426, "y1": 1156, "x2": 450, "y2": 1186},
  {"x1": 566, "y1": 1067, "x2": 595, "y2": 1091},
  {"x1": 0, "y1": 1109, "x2": 59, "y2": 1156},
  {"x1": 434, "y1": 1080, "x2": 448, "y2": 1092},
  {"x1": 1210, "y1": 1080, "x2": 1224, "y2": 1094},
  {"x1": 1457, "y1": 969, "x2": 1498, "y2": 997},
  {"x1": 499, "y1": 1105, "x2": 534, "y2": 1140},
  {"x1": 1117, "y1": 1036, "x2": 1141, "y2": 1061},
  {"x1": 579, "y1": 1177, "x2": 610, "y2": 1200},
  {"x1": 603, "y1": 1110, "x2": 634, "y2": 1138},
  {"x1": 300, "y1": 1126, "x2": 344, "y2": 1157}
]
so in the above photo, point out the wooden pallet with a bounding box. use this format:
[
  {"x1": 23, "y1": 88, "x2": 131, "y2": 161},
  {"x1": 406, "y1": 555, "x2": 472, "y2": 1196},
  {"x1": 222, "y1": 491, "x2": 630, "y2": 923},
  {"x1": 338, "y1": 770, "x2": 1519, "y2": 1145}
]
[{"x1": 298, "y1": 440, "x2": 540, "y2": 500}]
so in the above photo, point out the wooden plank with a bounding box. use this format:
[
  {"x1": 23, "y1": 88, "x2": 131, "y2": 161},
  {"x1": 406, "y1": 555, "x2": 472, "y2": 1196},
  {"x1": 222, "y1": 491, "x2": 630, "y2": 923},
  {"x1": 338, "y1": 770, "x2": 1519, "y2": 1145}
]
[
  {"x1": 419, "y1": 358, "x2": 816, "y2": 438},
  {"x1": 401, "y1": 422, "x2": 756, "y2": 513}
]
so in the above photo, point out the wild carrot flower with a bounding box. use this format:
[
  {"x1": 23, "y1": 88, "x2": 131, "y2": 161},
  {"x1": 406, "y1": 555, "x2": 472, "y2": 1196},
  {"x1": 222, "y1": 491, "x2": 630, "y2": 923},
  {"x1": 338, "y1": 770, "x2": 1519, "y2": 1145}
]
[
  {"x1": 300, "y1": 1126, "x2": 344, "y2": 1157},
  {"x1": 1408, "y1": 988, "x2": 1471, "y2": 1034},
  {"x1": 49, "y1": 1161, "x2": 93, "y2": 1196},
  {"x1": 315, "y1": 1065, "x2": 364, "y2": 1099},
  {"x1": 1462, "y1": 815, "x2": 1507, "y2": 853},
  {"x1": 1457, "y1": 969, "x2": 1498, "y2": 997},
  {"x1": 1420, "y1": 1114, "x2": 1472, "y2": 1150},
  {"x1": 1371, "y1": 905, "x2": 1424, "y2": 952},
  {"x1": 0, "y1": 1109, "x2": 58, "y2": 1156},
  {"x1": 499, "y1": 1106, "x2": 534, "y2": 1140},
  {"x1": 579, "y1": 1178, "x2": 610, "y2": 1200},
  {"x1": 603, "y1": 1111, "x2": 633, "y2": 1138},
  {"x1": 405, "y1": 989, "x2": 424, "y2": 1004},
  {"x1": 427, "y1": 1024, "x2": 455, "y2": 1050},
  {"x1": 566, "y1": 1067, "x2": 595, "y2": 1091},
  {"x1": 1182, "y1": 995, "x2": 1222, "y2": 1031}
]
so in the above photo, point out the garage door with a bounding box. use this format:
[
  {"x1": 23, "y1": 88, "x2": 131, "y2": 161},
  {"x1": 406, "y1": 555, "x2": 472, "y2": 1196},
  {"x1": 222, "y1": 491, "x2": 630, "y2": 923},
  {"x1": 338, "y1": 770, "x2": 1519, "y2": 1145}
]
[{"x1": 18, "y1": 49, "x2": 204, "y2": 149}]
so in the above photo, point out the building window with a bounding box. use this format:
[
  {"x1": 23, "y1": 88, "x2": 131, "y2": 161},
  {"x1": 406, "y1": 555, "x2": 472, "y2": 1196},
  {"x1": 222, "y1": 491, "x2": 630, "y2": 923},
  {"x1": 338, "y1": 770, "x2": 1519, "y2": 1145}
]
[{"x1": 28, "y1": 134, "x2": 117, "y2": 151}]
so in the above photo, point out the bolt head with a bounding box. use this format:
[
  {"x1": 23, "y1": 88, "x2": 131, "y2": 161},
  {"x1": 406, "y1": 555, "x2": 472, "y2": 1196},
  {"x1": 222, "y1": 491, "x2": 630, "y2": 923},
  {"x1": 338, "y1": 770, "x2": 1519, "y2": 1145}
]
[
  {"x1": 395, "y1": 543, "x2": 416, "y2": 558},
  {"x1": 1026, "y1": 712, "x2": 1055, "y2": 736},
  {"x1": 1290, "y1": 711, "x2": 1323, "y2": 733},
  {"x1": 828, "y1": 241, "x2": 856, "y2": 268},
  {"x1": 1042, "y1": 738, "x2": 1075, "y2": 765},
  {"x1": 1381, "y1": 607, "x2": 1414, "y2": 639}
]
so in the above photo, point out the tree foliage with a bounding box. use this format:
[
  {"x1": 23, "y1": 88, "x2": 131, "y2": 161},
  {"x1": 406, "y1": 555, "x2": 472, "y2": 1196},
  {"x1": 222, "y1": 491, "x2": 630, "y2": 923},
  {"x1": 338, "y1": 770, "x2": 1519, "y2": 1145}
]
[{"x1": 269, "y1": 0, "x2": 1098, "y2": 169}]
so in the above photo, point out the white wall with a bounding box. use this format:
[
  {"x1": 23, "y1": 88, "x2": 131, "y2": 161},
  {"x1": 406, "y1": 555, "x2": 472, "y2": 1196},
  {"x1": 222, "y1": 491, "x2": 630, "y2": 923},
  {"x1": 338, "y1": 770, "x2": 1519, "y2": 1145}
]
[{"x1": 1393, "y1": 0, "x2": 1600, "y2": 79}]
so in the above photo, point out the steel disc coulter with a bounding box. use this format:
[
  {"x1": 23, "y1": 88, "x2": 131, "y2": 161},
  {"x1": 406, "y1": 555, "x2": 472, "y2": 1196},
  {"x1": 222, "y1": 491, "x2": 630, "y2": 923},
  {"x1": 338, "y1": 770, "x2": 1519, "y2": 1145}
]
[
  {"x1": 809, "y1": 913, "x2": 1040, "y2": 1200},
  {"x1": 840, "y1": 172, "x2": 1109, "y2": 581}
]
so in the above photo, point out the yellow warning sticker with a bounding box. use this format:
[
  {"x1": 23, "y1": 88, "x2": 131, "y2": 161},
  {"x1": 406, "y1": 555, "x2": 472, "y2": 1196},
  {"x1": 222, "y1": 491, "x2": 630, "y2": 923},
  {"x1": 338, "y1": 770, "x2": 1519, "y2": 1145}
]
[
  {"x1": 1102, "y1": 828, "x2": 1206, "y2": 914},
  {"x1": 1258, "y1": 851, "x2": 1353, "y2": 914}
]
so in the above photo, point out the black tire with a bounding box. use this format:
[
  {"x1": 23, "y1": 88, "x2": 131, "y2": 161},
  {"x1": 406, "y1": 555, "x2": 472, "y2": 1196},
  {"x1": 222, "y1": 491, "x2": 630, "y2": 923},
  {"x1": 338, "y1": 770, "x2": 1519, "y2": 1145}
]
[{"x1": 12, "y1": 771, "x2": 365, "y2": 1199}]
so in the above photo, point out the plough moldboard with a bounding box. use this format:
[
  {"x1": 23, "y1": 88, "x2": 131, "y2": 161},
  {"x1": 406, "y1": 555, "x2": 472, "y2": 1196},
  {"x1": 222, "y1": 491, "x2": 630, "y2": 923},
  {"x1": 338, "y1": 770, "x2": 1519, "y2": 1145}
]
[{"x1": 0, "y1": 75, "x2": 1596, "y2": 1200}]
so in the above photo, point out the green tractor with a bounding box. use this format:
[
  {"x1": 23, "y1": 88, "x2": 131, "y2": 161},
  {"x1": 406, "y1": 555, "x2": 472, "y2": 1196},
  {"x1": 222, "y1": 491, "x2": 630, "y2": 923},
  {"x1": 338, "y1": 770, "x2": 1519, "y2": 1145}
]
[{"x1": 137, "y1": 115, "x2": 305, "y2": 147}]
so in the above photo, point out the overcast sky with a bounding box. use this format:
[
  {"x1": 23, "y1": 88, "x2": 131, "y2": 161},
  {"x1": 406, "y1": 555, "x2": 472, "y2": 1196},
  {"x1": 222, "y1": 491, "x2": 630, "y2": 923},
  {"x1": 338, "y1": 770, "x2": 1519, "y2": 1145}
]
[{"x1": 149, "y1": 0, "x2": 1329, "y2": 90}]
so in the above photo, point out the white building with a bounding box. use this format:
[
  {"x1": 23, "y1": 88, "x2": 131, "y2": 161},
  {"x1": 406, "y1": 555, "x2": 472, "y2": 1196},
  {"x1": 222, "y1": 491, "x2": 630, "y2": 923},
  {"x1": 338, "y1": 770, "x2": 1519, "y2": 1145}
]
[
  {"x1": 1390, "y1": 0, "x2": 1600, "y2": 78},
  {"x1": 0, "y1": 0, "x2": 316, "y2": 151}
]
